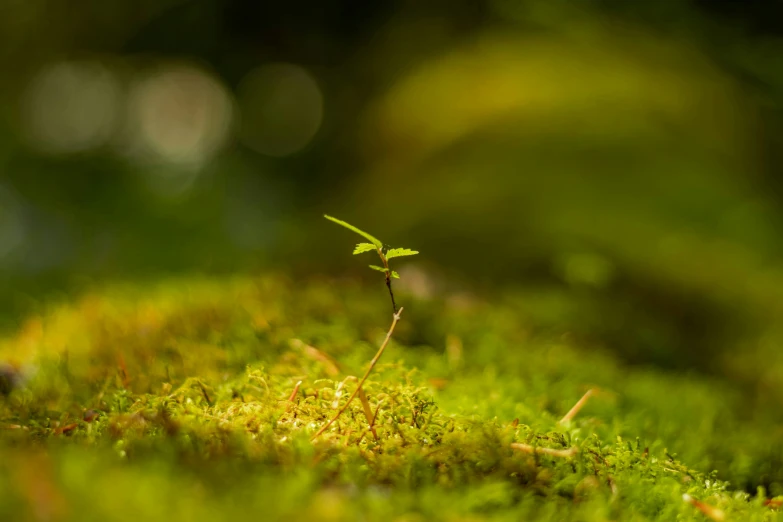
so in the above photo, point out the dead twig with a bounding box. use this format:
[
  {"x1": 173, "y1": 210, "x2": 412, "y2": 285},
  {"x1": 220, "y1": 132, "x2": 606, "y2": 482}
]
[
  {"x1": 311, "y1": 308, "x2": 403, "y2": 440},
  {"x1": 559, "y1": 388, "x2": 596, "y2": 424},
  {"x1": 511, "y1": 442, "x2": 578, "y2": 459}
]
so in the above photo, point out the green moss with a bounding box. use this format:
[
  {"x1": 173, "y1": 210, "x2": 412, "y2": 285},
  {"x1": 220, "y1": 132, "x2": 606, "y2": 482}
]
[{"x1": 0, "y1": 275, "x2": 781, "y2": 521}]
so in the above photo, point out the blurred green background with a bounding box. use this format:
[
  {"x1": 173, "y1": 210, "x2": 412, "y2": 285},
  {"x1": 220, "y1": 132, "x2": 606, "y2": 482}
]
[{"x1": 2, "y1": 0, "x2": 783, "y2": 397}]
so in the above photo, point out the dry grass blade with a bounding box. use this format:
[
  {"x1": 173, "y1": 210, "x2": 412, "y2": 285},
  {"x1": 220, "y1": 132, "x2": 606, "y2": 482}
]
[{"x1": 559, "y1": 388, "x2": 596, "y2": 424}]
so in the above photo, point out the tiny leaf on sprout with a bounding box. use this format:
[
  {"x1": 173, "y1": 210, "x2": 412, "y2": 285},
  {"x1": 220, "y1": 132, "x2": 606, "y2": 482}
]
[
  {"x1": 353, "y1": 243, "x2": 377, "y2": 255},
  {"x1": 325, "y1": 213, "x2": 419, "y2": 313},
  {"x1": 385, "y1": 248, "x2": 419, "y2": 260},
  {"x1": 324, "y1": 215, "x2": 383, "y2": 249}
]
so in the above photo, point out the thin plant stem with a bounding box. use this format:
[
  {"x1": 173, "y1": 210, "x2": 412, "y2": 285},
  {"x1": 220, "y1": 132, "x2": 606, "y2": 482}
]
[
  {"x1": 311, "y1": 308, "x2": 404, "y2": 440},
  {"x1": 379, "y1": 248, "x2": 397, "y2": 313},
  {"x1": 384, "y1": 274, "x2": 397, "y2": 314}
]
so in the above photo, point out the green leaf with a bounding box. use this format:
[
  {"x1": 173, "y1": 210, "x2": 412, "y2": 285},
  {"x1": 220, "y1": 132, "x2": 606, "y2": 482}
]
[
  {"x1": 353, "y1": 243, "x2": 377, "y2": 255},
  {"x1": 385, "y1": 248, "x2": 419, "y2": 260},
  {"x1": 324, "y1": 215, "x2": 383, "y2": 248},
  {"x1": 369, "y1": 266, "x2": 399, "y2": 278}
]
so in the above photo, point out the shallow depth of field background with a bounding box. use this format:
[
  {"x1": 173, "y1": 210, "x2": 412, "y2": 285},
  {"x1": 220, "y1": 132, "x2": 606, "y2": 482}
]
[{"x1": 2, "y1": 0, "x2": 783, "y2": 398}]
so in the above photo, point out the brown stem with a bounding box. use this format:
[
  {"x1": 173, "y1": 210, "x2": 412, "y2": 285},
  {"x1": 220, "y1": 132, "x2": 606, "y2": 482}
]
[{"x1": 311, "y1": 308, "x2": 404, "y2": 440}]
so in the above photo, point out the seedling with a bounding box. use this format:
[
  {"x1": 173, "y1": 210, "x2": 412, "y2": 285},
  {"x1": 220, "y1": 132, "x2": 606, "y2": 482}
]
[
  {"x1": 311, "y1": 215, "x2": 419, "y2": 440},
  {"x1": 324, "y1": 215, "x2": 418, "y2": 313}
]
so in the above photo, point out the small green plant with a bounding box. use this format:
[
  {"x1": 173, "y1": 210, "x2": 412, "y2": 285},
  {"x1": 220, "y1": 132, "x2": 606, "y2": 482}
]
[
  {"x1": 324, "y1": 214, "x2": 418, "y2": 313},
  {"x1": 311, "y1": 215, "x2": 419, "y2": 440}
]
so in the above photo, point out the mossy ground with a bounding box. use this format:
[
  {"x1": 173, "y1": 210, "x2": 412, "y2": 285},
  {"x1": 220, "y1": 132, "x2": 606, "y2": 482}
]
[{"x1": 0, "y1": 274, "x2": 781, "y2": 521}]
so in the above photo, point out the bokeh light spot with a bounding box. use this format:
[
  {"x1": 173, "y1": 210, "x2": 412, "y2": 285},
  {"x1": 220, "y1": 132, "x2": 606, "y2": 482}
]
[
  {"x1": 123, "y1": 64, "x2": 234, "y2": 167},
  {"x1": 21, "y1": 60, "x2": 121, "y2": 154},
  {"x1": 237, "y1": 63, "x2": 323, "y2": 157}
]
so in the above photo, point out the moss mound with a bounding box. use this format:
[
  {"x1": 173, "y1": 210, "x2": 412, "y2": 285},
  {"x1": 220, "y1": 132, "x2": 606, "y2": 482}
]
[{"x1": 0, "y1": 275, "x2": 781, "y2": 521}]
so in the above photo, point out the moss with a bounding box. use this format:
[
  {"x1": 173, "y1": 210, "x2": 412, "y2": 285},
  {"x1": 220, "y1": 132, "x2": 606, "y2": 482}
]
[{"x1": 0, "y1": 274, "x2": 781, "y2": 521}]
